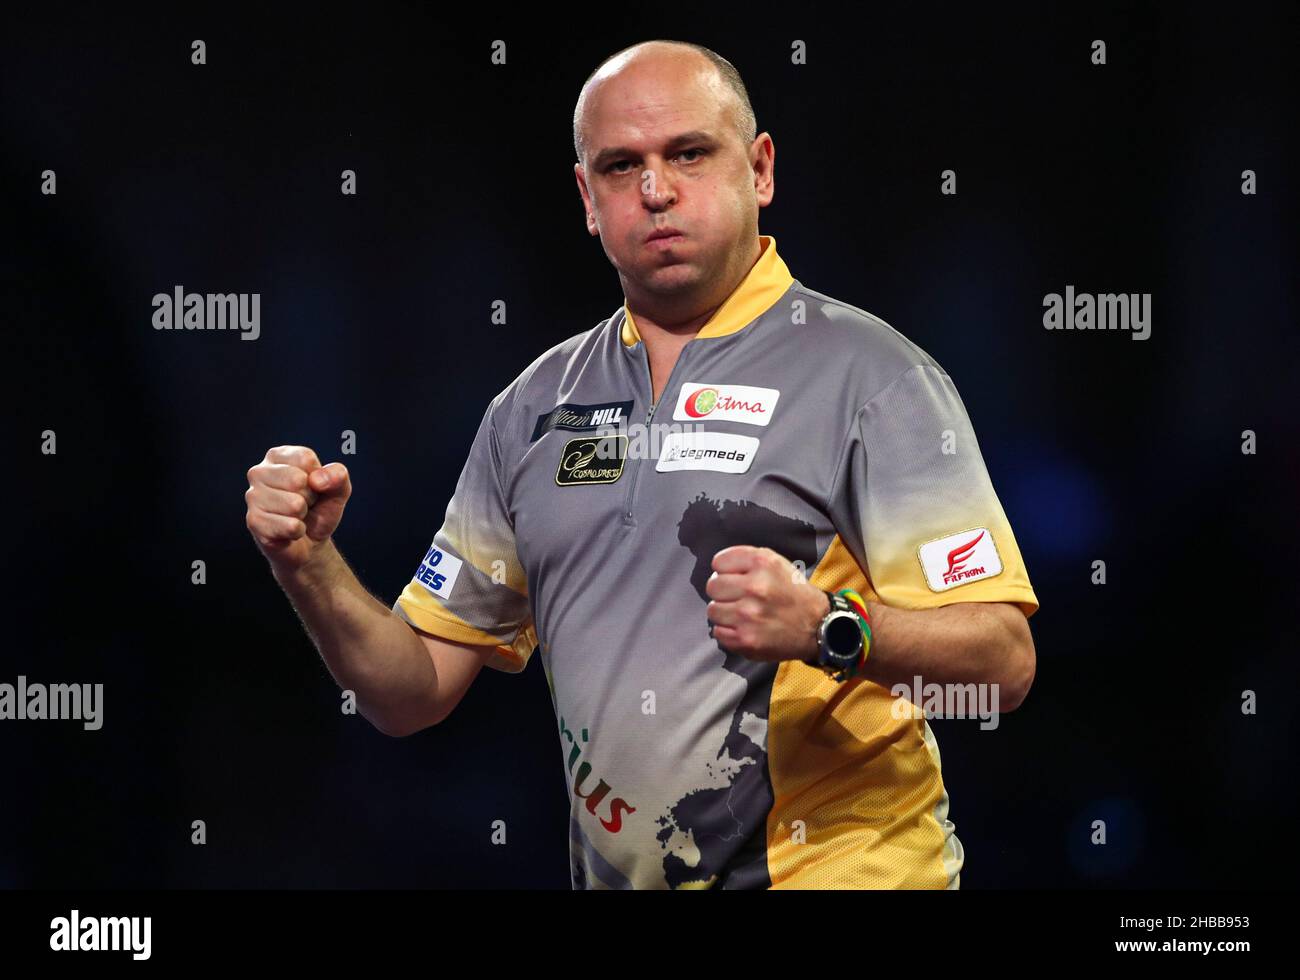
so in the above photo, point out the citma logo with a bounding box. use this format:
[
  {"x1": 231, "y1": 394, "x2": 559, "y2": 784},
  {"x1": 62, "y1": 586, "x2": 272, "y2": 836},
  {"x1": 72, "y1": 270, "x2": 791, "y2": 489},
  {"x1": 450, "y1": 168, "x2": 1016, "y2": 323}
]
[
  {"x1": 685, "y1": 387, "x2": 718, "y2": 417},
  {"x1": 672, "y1": 382, "x2": 780, "y2": 426}
]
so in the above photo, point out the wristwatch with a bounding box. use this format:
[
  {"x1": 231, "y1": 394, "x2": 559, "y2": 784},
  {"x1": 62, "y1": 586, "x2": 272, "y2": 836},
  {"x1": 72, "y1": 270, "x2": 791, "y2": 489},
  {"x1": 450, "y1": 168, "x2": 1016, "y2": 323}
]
[{"x1": 810, "y1": 591, "x2": 865, "y2": 678}]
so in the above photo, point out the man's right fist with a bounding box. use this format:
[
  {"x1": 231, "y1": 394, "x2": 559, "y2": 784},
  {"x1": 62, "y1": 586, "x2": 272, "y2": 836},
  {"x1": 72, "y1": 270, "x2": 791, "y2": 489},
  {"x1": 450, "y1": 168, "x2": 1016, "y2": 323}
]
[{"x1": 245, "y1": 446, "x2": 352, "y2": 570}]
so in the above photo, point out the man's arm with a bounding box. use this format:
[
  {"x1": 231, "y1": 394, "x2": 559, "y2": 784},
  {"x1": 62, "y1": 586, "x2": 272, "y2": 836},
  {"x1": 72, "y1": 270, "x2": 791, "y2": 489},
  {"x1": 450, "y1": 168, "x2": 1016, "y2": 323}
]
[
  {"x1": 246, "y1": 445, "x2": 497, "y2": 738},
  {"x1": 272, "y1": 539, "x2": 499, "y2": 736},
  {"x1": 705, "y1": 545, "x2": 1036, "y2": 710},
  {"x1": 845, "y1": 595, "x2": 1034, "y2": 710}
]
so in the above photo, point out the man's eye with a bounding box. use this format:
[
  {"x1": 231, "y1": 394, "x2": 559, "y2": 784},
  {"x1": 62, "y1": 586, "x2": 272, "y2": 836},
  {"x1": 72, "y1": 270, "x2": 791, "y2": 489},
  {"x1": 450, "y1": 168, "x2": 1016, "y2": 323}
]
[{"x1": 607, "y1": 150, "x2": 703, "y2": 173}]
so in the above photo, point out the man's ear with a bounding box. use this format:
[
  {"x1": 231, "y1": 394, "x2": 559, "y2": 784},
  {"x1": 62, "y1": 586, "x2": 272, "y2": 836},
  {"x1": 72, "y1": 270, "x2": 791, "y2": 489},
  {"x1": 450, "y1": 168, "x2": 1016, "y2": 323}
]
[
  {"x1": 751, "y1": 132, "x2": 775, "y2": 208},
  {"x1": 574, "y1": 163, "x2": 598, "y2": 236}
]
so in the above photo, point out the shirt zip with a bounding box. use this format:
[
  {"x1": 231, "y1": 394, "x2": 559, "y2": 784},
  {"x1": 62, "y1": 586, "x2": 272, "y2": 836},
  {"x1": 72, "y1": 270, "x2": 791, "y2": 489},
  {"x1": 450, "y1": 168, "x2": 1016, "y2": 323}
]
[{"x1": 622, "y1": 342, "x2": 687, "y2": 524}]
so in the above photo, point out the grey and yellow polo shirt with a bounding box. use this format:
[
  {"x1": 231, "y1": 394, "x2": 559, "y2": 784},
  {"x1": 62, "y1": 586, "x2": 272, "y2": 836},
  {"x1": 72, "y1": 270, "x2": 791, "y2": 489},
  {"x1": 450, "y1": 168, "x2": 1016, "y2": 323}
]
[{"x1": 392, "y1": 234, "x2": 1039, "y2": 889}]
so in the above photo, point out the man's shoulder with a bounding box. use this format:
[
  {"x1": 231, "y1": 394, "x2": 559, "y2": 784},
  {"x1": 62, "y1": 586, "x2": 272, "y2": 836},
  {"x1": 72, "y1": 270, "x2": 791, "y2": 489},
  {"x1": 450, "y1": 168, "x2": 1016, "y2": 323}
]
[
  {"x1": 486, "y1": 313, "x2": 616, "y2": 422},
  {"x1": 522, "y1": 316, "x2": 612, "y2": 380},
  {"x1": 788, "y1": 281, "x2": 942, "y2": 376},
  {"x1": 781, "y1": 281, "x2": 947, "y2": 404}
]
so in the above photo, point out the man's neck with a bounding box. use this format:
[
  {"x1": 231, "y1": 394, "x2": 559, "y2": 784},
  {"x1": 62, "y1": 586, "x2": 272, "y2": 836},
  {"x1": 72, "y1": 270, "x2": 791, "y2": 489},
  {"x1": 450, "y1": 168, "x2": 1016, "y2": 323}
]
[
  {"x1": 624, "y1": 236, "x2": 762, "y2": 345},
  {"x1": 623, "y1": 236, "x2": 764, "y2": 405}
]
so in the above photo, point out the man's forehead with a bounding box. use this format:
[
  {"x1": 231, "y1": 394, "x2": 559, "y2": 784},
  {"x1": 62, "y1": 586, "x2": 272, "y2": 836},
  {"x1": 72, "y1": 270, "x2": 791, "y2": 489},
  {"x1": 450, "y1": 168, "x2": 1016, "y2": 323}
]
[
  {"x1": 589, "y1": 68, "x2": 717, "y2": 117},
  {"x1": 589, "y1": 108, "x2": 721, "y2": 147},
  {"x1": 585, "y1": 82, "x2": 728, "y2": 146},
  {"x1": 582, "y1": 51, "x2": 732, "y2": 142}
]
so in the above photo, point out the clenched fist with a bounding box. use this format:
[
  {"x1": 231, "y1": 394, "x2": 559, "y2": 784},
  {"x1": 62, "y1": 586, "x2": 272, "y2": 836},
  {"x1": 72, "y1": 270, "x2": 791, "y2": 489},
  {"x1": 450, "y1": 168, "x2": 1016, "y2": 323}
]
[
  {"x1": 245, "y1": 445, "x2": 352, "y2": 570},
  {"x1": 705, "y1": 545, "x2": 829, "y2": 663}
]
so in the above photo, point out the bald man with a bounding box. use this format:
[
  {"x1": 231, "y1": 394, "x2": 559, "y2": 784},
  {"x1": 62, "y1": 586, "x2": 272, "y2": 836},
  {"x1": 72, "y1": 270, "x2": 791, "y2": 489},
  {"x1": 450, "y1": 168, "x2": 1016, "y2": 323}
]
[{"x1": 246, "y1": 39, "x2": 1039, "y2": 889}]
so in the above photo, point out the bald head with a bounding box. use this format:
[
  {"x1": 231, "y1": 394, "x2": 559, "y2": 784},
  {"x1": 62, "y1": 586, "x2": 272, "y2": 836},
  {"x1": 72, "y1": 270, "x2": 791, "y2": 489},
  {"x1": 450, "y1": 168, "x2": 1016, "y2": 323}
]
[{"x1": 573, "y1": 40, "x2": 757, "y2": 166}]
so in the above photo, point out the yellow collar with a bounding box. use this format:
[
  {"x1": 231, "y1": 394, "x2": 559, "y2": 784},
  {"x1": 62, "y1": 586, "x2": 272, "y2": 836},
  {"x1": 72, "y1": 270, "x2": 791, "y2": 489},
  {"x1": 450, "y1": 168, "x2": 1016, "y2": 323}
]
[{"x1": 620, "y1": 234, "x2": 794, "y2": 347}]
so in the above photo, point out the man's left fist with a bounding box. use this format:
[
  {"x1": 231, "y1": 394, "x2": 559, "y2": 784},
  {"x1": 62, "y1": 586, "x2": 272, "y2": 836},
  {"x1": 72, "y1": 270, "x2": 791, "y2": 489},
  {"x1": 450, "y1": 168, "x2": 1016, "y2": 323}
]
[{"x1": 705, "y1": 545, "x2": 829, "y2": 662}]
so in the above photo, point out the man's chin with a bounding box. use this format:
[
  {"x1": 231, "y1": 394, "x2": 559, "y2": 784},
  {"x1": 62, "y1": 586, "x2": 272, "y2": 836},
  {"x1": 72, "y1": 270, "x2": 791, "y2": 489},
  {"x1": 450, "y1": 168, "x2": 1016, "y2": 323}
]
[{"x1": 639, "y1": 257, "x2": 702, "y2": 290}]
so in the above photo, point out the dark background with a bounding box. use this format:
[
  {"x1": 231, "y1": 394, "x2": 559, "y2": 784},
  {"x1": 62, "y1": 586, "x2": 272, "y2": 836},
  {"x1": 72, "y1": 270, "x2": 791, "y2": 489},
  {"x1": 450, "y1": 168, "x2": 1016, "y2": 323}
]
[{"x1": 2, "y1": 5, "x2": 1295, "y2": 888}]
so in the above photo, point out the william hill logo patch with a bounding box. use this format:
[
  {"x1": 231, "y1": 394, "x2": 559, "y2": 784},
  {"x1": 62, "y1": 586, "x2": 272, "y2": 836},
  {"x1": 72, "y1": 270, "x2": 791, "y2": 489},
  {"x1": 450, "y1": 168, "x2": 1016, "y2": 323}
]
[
  {"x1": 556, "y1": 435, "x2": 628, "y2": 486},
  {"x1": 531, "y1": 400, "x2": 633, "y2": 442}
]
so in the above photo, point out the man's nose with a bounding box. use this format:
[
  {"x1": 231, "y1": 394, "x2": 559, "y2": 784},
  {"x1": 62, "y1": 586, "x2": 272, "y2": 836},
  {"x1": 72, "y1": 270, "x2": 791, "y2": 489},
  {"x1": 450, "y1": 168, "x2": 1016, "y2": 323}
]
[{"x1": 639, "y1": 161, "x2": 677, "y2": 208}]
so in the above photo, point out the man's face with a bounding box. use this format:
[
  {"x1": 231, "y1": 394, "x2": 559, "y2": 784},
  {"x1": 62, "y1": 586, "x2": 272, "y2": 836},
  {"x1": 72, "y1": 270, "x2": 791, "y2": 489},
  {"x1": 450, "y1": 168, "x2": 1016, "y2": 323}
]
[{"x1": 574, "y1": 56, "x2": 770, "y2": 301}]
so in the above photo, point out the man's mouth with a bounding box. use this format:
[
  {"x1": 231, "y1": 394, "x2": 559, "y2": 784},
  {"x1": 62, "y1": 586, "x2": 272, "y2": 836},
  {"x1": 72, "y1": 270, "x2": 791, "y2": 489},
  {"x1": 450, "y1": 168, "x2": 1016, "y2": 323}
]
[{"x1": 645, "y1": 228, "x2": 685, "y2": 246}]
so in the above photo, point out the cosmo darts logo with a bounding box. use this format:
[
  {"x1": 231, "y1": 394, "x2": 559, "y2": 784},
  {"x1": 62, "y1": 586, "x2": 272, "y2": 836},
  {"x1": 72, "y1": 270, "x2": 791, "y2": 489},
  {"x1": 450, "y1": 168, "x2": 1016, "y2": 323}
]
[
  {"x1": 672, "y1": 381, "x2": 780, "y2": 426},
  {"x1": 918, "y1": 527, "x2": 1004, "y2": 592}
]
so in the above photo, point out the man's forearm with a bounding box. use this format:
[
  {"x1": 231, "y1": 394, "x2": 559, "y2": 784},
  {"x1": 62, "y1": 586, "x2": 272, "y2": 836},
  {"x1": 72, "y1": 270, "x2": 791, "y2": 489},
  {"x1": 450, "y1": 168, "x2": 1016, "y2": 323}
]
[
  {"x1": 270, "y1": 539, "x2": 440, "y2": 736},
  {"x1": 857, "y1": 600, "x2": 1034, "y2": 710}
]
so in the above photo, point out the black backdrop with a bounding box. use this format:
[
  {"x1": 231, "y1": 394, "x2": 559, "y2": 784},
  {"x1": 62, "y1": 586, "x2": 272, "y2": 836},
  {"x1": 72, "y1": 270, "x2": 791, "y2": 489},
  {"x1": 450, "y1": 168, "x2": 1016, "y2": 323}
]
[{"x1": 2, "y1": 4, "x2": 1295, "y2": 889}]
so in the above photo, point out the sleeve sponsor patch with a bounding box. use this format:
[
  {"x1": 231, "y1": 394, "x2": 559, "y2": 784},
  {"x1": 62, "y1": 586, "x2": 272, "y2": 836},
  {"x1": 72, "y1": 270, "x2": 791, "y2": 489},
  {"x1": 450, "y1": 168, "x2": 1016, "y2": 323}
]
[
  {"x1": 917, "y1": 527, "x2": 1004, "y2": 591},
  {"x1": 415, "y1": 545, "x2": 464, "y2": 600}
]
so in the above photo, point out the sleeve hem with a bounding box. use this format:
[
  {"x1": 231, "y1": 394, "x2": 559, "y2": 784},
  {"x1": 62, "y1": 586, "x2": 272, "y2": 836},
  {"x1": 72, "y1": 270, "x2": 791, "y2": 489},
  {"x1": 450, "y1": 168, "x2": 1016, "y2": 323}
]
[
  {"x1": 892, "y1": 585, "x2": 1040, "y2": 619},
  {"x1": 393, "y1": 595, "x2": 535, "y2": 673}
]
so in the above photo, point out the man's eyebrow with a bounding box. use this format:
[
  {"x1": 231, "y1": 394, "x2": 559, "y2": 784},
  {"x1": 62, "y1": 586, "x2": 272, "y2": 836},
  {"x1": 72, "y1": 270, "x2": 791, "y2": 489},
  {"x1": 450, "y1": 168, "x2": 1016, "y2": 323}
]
[{"x1": 590, "y1": 131, "x2": 719, "y2": 171}]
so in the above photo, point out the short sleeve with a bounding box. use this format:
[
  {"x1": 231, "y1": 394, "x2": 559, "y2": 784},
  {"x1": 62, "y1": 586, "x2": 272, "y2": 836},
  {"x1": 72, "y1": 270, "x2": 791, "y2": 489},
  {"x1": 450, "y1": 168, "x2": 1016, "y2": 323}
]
[
  {"x1": 828, "y1": 364, "x2": 1040, "y2": 618},
  {"x1": 392, "y1": 396, "x2": 537, "y2": 672}
]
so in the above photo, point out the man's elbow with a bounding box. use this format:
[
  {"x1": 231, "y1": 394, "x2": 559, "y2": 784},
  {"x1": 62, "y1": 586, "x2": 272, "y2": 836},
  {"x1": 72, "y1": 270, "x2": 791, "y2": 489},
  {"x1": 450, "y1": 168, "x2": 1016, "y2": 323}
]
[
  {"x1": 975, "y1": 603, "x2": 1035, "y2": 712},
  {"x1": 1000, "y1": 627, "x2": 1036, "y2": 713},
  {"x1": 362, "y1": 704, "x2": 438, "y2": 739}
]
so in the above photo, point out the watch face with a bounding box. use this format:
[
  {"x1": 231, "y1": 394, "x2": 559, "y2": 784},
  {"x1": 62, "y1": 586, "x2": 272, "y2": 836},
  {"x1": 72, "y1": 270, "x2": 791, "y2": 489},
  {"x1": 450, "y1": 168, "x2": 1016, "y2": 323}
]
[{"x1": 824, "y1": 613, "x2": 862, "y2": 663}]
